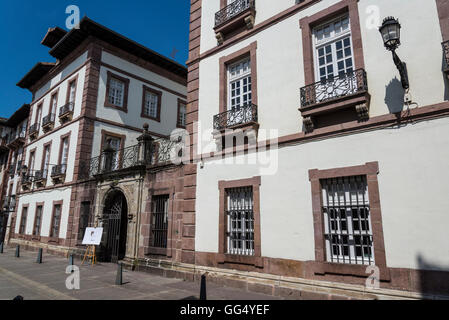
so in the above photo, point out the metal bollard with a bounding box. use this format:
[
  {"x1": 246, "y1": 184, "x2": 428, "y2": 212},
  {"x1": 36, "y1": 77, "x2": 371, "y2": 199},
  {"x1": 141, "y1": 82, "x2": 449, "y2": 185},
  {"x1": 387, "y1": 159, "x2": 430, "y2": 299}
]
[
  {"x1": 15, "y1": 245, "x2": 20, "y2": 258},
  {"x1": 36, "y1": 248, "x2": 43, "y2": 264},
  {"x1": 0, "y1": 242, "x2": 3, "y2": 254},
  {"x1": 115, "y1": 263, "x2": 123, "y2": 285},
  {"x1": 200, "y1": 274, "x2": 207, "y2": 300},
  {"x1": 69, "y1": 254, "x2": 74, "y2": 273}
]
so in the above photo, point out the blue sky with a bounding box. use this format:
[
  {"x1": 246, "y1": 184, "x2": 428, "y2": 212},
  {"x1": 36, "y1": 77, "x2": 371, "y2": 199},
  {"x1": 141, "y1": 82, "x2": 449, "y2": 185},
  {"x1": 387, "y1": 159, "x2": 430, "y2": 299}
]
[{"x1": 0, "y1": 0, "x2": 190, "y2": 118}]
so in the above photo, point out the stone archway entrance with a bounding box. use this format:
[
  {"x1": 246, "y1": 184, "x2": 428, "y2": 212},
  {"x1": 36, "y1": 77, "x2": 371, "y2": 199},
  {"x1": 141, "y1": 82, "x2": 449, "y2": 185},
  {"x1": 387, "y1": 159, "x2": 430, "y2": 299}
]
[{"x1": 102, "y1": 190, "x2": 128, "y2": 263}]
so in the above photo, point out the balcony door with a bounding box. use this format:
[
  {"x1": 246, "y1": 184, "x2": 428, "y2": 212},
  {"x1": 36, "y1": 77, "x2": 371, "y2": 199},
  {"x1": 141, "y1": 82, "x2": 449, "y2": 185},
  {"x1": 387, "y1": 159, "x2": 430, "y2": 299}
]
[
  {"x1": 227, "y1": 57, "x2": 252, "y2": 126},
  {"x1": 313, "y1": 15, "x2": 355, "y2": 103}
]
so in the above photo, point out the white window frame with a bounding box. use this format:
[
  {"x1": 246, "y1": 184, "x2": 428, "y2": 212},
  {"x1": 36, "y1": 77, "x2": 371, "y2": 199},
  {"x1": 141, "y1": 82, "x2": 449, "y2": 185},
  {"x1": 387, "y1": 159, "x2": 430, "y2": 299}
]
[
  {"x1": 108, "y1": 77, "x2": 125, "y2": 107},
  {"x1": 312, "y1": 14, "x2": 353, "y2": 82},
  {"x1": 144, "y1": 91, "x2": 159, "y2": 119},
  {"x1": 227, "y1": 57, "x2": 252, "y2": 110},
  {"x1": 178, "y1": 102, "x2": 186, "y2": 127}
]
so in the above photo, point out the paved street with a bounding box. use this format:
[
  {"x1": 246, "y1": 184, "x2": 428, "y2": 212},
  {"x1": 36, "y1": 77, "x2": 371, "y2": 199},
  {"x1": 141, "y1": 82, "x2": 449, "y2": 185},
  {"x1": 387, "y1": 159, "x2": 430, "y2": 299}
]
[{"x1": 0, "y1": 247, "x2": 282, "y2": 300}]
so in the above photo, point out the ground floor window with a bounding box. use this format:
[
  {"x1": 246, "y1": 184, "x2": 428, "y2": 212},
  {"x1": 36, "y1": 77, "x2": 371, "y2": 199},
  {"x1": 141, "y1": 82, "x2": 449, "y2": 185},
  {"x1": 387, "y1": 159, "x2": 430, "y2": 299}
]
[
  {"x1": 50, "y1": 203, "x2": 62, "y2": 238},
  {"x1": 19, "y1": 206, "x2": 28, "y2": 234},
  {"x1": 78, "y1": 201, "x2": 91, "y2": 241},
  {"x1": 151, "y1": 195, "x2": 169, "y2": 248},
  {"x1": 33, "y1": 205, "x2": 43, "y2": 236},
  {"x1": 226, "y1": 186, "x2": 254, "y2": 256},
  {"x1": 321, "y1": 175, "x2": 374, "y2": 265}
]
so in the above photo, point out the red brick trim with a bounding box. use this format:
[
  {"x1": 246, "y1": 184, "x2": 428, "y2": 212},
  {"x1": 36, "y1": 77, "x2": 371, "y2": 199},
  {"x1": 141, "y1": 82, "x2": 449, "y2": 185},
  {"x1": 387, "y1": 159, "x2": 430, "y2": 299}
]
[
  {"x1": 308, "y1": 162, "x2": 389, "y2": 281},
  {"x1": 436, "y1": 0, "x2": 449, "y2": 41},
  {"x1": 49, "y1": 200, "x2": 63, "y2": 240},
  {"x1": 32, "y1": 202, "x2": 45, "y2": 237},
  {"x1": 104, "y1": 71, "x2": 129, "y2": 113},
  {"x1": 141, "y1": 85, "x2": 162, "y2": 122},
  {"x1": 176, "y1": 98, "x2": 187, "y2": 129},
  {"x1": 218, "y1": 176, "x2": 262, "y2": 268},
  {"x1": 219, "y1": 41, "x2": 258, "y2": 114},
  {"x1": 299, "y1": 0, "x2": 364, "y2": 85}
]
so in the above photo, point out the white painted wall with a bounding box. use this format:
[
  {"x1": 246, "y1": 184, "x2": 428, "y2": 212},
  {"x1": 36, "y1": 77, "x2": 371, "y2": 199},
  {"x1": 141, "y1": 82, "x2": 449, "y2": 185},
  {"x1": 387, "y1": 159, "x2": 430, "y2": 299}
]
[
  {"x1": 96, "y1": 51, "x2": 187, "y2": 137},
  {"x1": 198, "y1": 0, "x2": 446, "y2": 144},
  {"x1": 196, "y1": 116, "x2": 449, "y2": 272},
  {"x1": 16, "y1": 186, "x2": 72, "y2": 239}
]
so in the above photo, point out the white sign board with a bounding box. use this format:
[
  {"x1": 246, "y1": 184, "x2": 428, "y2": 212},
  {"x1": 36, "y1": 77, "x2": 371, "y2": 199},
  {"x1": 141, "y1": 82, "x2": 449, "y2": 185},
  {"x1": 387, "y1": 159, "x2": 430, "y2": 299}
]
[{"x1": 82, "y1": 227, "x2": 103, "y2": 245}]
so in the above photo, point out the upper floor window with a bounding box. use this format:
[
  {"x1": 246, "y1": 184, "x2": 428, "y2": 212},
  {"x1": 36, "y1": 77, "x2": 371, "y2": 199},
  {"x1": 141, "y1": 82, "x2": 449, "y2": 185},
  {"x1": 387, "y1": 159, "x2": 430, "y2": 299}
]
[
  {"x1": 313, "y1": 15, "x2": 353, "y2": 82},
  {"x1": 105, "y1": 72, "x2": 129, "y2": 112},
  {"x1": 35, "y1": 103, "x2": 43, "y2": 124},
  {"x1": 67, "y1": 79, "x2": 77, "y2": 104},
  {"x1": 142, "y1": 86, "x2": 162, "y2": 122},
  {"x1": 42, "y1": 144, "x2": 51, "y2": 176},
  {"x1": 108, "y1": 78, "x2": 125, "y2": 107},
  {"x1": 228, "y1": 57, "x2": 252, "y2": 110},
  {"x1": 60, "y1": 136, "x2": 69, "y2": 166},
  {"x1": 50, "y1": 92, "x2": 58, "y2": 115},
  {"x1": 177, "y1": 100, "x2": 187, "y2": 128}
]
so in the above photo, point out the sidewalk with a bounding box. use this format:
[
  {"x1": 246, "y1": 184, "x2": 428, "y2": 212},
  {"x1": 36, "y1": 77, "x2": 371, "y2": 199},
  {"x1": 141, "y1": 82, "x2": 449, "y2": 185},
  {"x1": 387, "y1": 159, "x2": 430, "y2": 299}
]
[{"x1": 0, "y1": 247, "x2": 283, "y2": 300}]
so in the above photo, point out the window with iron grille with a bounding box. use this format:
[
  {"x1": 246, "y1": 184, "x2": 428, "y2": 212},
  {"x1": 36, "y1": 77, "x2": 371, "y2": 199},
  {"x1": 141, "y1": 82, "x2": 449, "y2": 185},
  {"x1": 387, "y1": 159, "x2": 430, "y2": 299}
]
[
  {"x1": 33, "y1": 205, "x2": 42, "y2": 236},
  {"x1": 321, "y1": 175, "x2": 374, "y2": 265},
  {"x1": 226, "y1": 186, "x2": 254, "y2": 256},
  {"x1": 78, "y1": 201, "x2": 91, "y2": 241},
  {"x1": 50, "y1": 204, "x2": 62, "y2": 238},
  {"x1": 151, "y1": 195, "x2": 169, "y2": 249},
  {"x1": 19, "y1": 207, "x2": 28, "y2": 234}
]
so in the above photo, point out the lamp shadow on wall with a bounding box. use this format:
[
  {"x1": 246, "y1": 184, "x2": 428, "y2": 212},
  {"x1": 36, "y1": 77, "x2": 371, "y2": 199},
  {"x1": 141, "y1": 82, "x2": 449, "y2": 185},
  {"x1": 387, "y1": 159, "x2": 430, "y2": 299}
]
[
  {"x1": 384, "y1": 77, "x2": 405, "y2": 115},
  {"x1": 416, "y1": 254, "x2": 449, "y2": 298}
]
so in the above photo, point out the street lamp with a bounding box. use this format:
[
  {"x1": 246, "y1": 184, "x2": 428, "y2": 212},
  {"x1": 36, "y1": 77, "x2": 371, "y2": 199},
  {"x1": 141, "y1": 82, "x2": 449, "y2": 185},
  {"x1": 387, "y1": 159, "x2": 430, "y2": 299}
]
[{"x1": 379, "y1": 17, "x2": 409, "y2": 90}]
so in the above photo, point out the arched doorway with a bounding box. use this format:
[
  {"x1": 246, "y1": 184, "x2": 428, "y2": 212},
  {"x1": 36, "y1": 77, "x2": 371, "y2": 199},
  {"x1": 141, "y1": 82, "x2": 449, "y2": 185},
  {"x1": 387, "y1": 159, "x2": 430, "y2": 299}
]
[{"x1": 102, "y1": 190, "x2": 128, "y2": 263}]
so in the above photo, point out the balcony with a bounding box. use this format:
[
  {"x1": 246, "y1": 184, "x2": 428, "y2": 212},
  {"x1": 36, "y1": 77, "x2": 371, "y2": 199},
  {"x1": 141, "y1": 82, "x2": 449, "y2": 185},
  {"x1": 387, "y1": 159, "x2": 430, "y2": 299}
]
[
  {"x1": 21, "y1": 173, "x2": 33, "y2": 190},
  {"x1": 59, "y1": 102, "x2": 74, "y2": 123},
  {"x1": 443, "y1": 40, "x2": 449, "y2": 77},
  {"x1": 213, "y1": 104, "x2": 258, "y2": 131},
  {"x1": 51, "y1": 164, "x2": 67, "y2": 183},
  {"x1": 34, "y1": 169, "x2": 48, "y2": 187},
  {"x1": 29, "y1": 123, "x2": 39, "y2": 140},
  {"x1": 299, "y1": 69, "x2": 370, "y2": 132},
  {"x1": 6, "y1": 130, "x2": 26, "y2": 149},
  {"x1": 214, "y1": 0, "x2": 255, "y2": 45},
  {"x1": 42, "y1": 113, "x2": 56, "y2": 132},
  {"x1": 79, "y1": 137, "x2": 183, "y2": 180}
]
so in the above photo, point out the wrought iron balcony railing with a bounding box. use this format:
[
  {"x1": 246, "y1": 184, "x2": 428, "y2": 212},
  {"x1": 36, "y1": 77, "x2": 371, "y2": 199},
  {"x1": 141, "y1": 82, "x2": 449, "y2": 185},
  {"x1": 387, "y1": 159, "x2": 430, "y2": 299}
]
[
  {"x1": 59, "y1": 102, "x2": 74, "y2": 117},
  {"x1": 3, "y1": 196, "x2": 16, "y2": 211},
  {"x1": 215, "y1": 0, "x2": 254, "y2": 27},
  {"x1": 21, "y1": 173, "x2": 33, "y2": 184},
  {"x1": 29, "y1": 123, "x2": 39, "y2": 135},
  {"x1": 34, "y1": 169, "x2": 48, "y2": 182},
  {"x1": 213, "y1": 104, "x2": 258, "y2": 131},
  {"x1": 300, "y1": 69, "x2": 368, "y2": 108},
  {"x1": 51, "y1": 164, "x2": 67, "y2": 177},
  {"x1": 42, "y1": 113, "x2": 56, "y2": 127},
  {"x1": 79, "y1": 137, "x2": 184, "y2": 179},
  {"x1": 443, "y1": 40, "x2": 449, "y2": 72}
]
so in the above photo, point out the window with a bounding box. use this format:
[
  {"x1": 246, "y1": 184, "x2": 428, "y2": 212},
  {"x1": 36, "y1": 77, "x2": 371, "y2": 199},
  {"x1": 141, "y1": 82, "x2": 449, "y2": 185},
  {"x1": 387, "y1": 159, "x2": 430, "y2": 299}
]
[
  {"x1": 228, "y1": 57, "x2": 252, "y2": 110},
  {"x1": 60, "y1": 136, "x2": 70, "y2": 170},
  {"x1": 105, "y1": 72, "x2": 129, "y2": 111},
  {"x1": 226, "y1": 186, "x2": 254, "y2": 256},
  {"x1": 151, "y1": 195, "x2": 169, "y2": 248},
  {"x1": 42, "y1": 144, "x2": 51, "y2": 177},
  {"x1": 50, "y1": 92, "x2": 58, "y2": 115},
  {"x1": 101, "y1": 132, "x2": 124, "y2": 171},
  {"x1": 321, "y1": 175, "x2": 374, "y2": 265},
  {"x1": 108, "y1": 78, "x2": 125, "y2": 107},
  {"x1": 177, "y1": 99, "x2": 187, "y2": 128},
  {"x1": 78, "y1": 201, "x2": 91, "y2": 241},
  {"x1": 19, "y1": 206, "x2": 28, "y2": 234},
  {"x1": 141, "y1": 86, "x2": 162, "y2": 121},
  {"x1": 28, "y1": 150, "x2": 35, "y2": 172},
  {"x1": 33, "y1": 205, "x2": 43, "y2": 236},
  {"x1": 35, "y1": 104, "x2": 42, "y2": 125},
  {"x1": 67, "y1": 79, "x2": 77, "y2": 104},
  {"x1": 50, "y1": 203, "x2": 62, "y2": 238}
]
